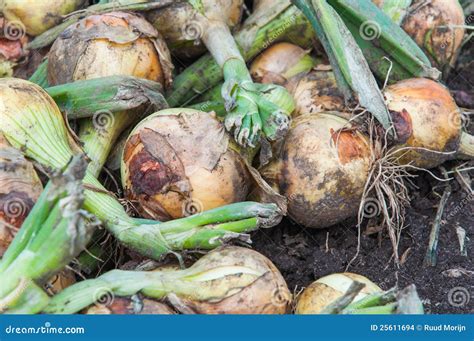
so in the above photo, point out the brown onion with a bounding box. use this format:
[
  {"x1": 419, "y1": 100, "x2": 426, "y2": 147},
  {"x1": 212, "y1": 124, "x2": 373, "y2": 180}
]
[
  {"x1": 384, "y1": 78, "x2": 464, "y2": 168},
  {"x1": 121, "y1": 108, "x2": 250, "y2": 220},
  {"x1": 0, "y1": 135, "x2": 43, "y2": 256},
  {"x1": 296, "y1": 272, "x2": 381, "y2": 314},
  {"x1": 261, "y1": 113, "x2": 371, "y2": 228},
  {"x1": 399, "y1": 0, "x2": 465, "y2": 69},
  {"x1": 147, "y1": 0, "x2": 243, "y2": 60}
]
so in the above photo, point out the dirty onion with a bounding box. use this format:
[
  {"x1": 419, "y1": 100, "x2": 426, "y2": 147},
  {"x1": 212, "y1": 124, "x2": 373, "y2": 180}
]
[
  {"x1": 121, "y1": 108, "x2": 251, "y2": 220},
  {"x1": 45, "y1": 246, "x2": 291, "y2": 314}
]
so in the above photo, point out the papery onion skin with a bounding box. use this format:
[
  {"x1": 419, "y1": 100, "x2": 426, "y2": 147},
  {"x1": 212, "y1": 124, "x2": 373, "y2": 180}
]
[
  {"x1": 85, "y1": 298, "x2": 175, "y2": 315},
  {"x1": 121, "y1": 109, "x2": 250, "y2": 220},
  {"x1": 399, "y1": 0, "x2": 465, "y2": 69},
  {"x1": 47, "y1": 12, "x2": 172, "y2": 87},
  {"x1": 262, "y1": 113, "x2": 371, "y2": 228},
  {"x1": 45, "y1": 269, "x2": 77, "y2": 295},
  {"x1": 163, "y1": 246, "x2": 291, "y2": 314},
  {"x1": 0, "y1": 135, "x2": 43, "y2": 256},
  {"x1": 1, "y1": 0, "x2": 86, "y2": 36},
  {"x1": 384, "y1": 78, "x2": 462, "y2": 168},
  {"x1": 296, "y1": 273, "x2": 381, "y2": 314},
  {"x1": 147, "y1": 0, "x2": 243, "y2": 60}
]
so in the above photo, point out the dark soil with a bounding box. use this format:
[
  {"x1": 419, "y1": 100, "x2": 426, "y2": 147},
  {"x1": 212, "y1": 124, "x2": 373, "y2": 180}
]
[{"x1": 252, "y1": 169, "x2": 473, "y2": 314}]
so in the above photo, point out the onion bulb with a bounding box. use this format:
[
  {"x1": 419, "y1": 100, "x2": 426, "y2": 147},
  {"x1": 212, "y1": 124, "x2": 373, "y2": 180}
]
[
  {"x1": 85, "y1": 297, "x2": 175, "y2": 315},
  {"x1": 384, "y1": 78, "x2": 466, "y2": 168},
  {"x1": 250, "y1": 42, "x2": 345, "y2": 117},
  {"x1": 261, "y1": 113, "x2": 371, "y2": 228},
  {"x1": 48, "y1": 12, "x2": 172, "y2": 87},
  {"x1": 147, "y1": 0, "x2": 243, "y2": 60},
  {"x1": 0, "y1": 135, "x2": 43, "y2": 256},
  {"x1": 286, "y1": 71, "x2": 345, "y2": 117},
  {"x1": 1, "y1": 0, "x2": 86, "y2": 36},
  {"x1": 397, "y1": 0, "x2": 465, "y2": 69},
  {"x1": 47, "y1": 246, "x2": 291, "y2": 314},
  {"x1": 250, "y1": 43, "x2": 316, "y2": 85},
  {"x1": 296, "y1": 273, "x2": 381, "y2": 314},
  {"x1": 121, "y1": 109, "x2": 250, "y2": 220}
]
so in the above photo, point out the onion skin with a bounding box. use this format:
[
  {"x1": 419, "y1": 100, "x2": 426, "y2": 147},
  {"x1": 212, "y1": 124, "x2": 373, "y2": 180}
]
[
  {"x1": 399, "y1": 0, "x2": 465, "y2": 69},
  {"x1": 147, "y1": 0, "x2": 243, "y2": 60},
  {"x1": 162, "y1": 246, "x2": 291, "y2": 314},
  {"x1": 47, "y1": 12, "x2": 172, "y2": 87},
  {"x1": 262, "y1": 113, "x2": 371, "y2": 228},
  {"x1": 0, "y1": 136, "x2": 43, "y2": 256},
  {"x1": 296, "y1": 273, "x2": 381, "y2": 314},
  {"x1": 286, "y1": 71, "x2": 345, "y2": 117},
  {"x1": 45, "y1": 270, "x2": 76, "y2": 295},
  {"x1": 85, "y1": 298, "x2": 175, "y2": 315},
  {"x1": 1, "y1": 0, "x2": 86, "y2": 36},
  {"x1": 250, "y1": 43, "x2": 311, "y2": 85},
  {"x1": 384, "y1": 78, "x2": 462, "y2": 168},
  {"x1": 121, "y1": 109, "x2": 250, "y2": 220}
]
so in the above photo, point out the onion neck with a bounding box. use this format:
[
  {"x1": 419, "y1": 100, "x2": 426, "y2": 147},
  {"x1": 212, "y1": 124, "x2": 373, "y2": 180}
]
[
  {"x1": 457, "y1": 131, "x2": 474, "y2": 159},
  {"x1": 79, "y1": 111, "x2": 134, "y2": 178}
]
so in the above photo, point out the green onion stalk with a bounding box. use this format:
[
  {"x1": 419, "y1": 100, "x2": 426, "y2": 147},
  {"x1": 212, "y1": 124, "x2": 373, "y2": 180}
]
[
  {"x1": 0, "y1": 78, "x2": 283, "y2": 261},
  {"x1": 0, "y1": 155, "x2": 97, "y2": 314},
  {"x1": 44, "y1": 246, "x2": 291, "y2": 315}
]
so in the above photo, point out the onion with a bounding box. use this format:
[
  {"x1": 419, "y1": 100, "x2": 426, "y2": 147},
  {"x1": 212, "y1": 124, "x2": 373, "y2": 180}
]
[
  {"x1": 48, "y1": 11, "x2": 172, "y2": 88},
  {"x1": 384, "y1": 78, "x2": 467, "y2": 168},
  {"x1": 47, "y1": 11, "x2": 173, "y2": 177},
  {"x1": 296, "y1": 273, "x2": 381, "y2": 314},
  {"x1": 147, "y1": 0, "x2": 243, "y2": 60},
  {"x1": 1, "y1": 0, "x2": 86, "y2": 36},
  {"x1": 286, "y1": 71, "x2": 345, "y2": 117},
  {"x1": 0, "y1": 135, "x2": 43, "y2": 256},
  {"x1": 261, "y1": 113, "x2": 371, "y2": 228},
  {"x1": 121, "y1": 108, "x2": 250, "y2": 220},
  {"x1": 390, "y1": 0, "x2": 465, "y2": 69},
  {"x1": 250, "y1": 42, "x2": 345, "y2": 117},
  {"x1": 85, "y1": 297, "x2": 175, "y2": 315},
  {"x1": 250, "y1": 43, "x2": 315, "y2": 85},
  {"x1": 46, "y1": 246, "x2": 291, "y2": 314}
]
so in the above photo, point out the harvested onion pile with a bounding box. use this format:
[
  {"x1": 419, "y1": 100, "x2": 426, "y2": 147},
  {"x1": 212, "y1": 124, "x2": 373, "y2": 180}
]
[{"x1": 0, "y1": 0, "x2": 471, "y2": 318}]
